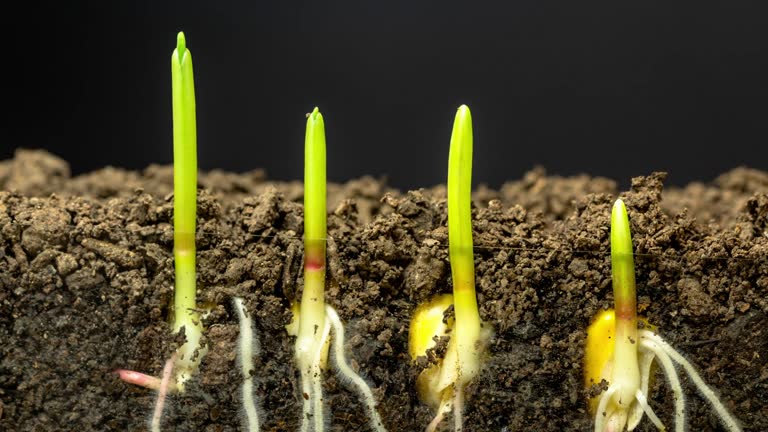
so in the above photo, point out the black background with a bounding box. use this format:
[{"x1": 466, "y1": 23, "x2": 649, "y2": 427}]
[{"x1": 4, "y1": 1, "x2": 768, "y2": 191}]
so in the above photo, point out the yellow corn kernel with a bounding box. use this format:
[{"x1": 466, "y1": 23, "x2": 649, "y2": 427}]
[
  {"x1": 409, "y1": 294, "x2": 455, "y2": 408},
  {"x1": 584, "y1": 309, "x2": 655, "y2": 413},
  {"x1": 409, "y1": 294, "x2": 455, "y2": 361}
]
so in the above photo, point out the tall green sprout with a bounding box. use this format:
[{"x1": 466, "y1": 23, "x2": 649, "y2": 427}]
[
  {"x1": 444, "y1": 105, "x2": 482, "y2": 430},
  {"x1": 295, "y1": 107, "x2": 329, "y2": 432},
  {"x1": 297, "y1": 107, "x2": 327, "y2": 358},
  {"x1": 609, "y1": 199, "x2": 640, "y2": 409},
  {"x1": 409, "y1": 105, "x2": 488, "y2": 432},
  {"x1": 286, "y1": 108, "x2": 386, "y2": 432},
  {"x1": 445, "y1": 104, "x2": 482, "y2": 385},
  {"x1": 171, "y1": 31, "x2": 205, "y2": 388}
]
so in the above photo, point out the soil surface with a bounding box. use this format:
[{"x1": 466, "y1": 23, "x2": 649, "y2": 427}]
[{"x1": 1, "y1": 149, "x2": 766, "y2": 431}]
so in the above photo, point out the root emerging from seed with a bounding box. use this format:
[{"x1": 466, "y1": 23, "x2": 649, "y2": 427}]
[
  {"x1": 637, "y1": 330, "x2": 742, "y2": 432},
  {"x1": 594, "y1": 330, "x2": 742, "y2": 432}
]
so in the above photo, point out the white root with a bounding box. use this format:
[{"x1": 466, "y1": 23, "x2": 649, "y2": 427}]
[
  {"x1": 594, "y1": 386, "x2": 617, "y2": 432},
  {"x1": 234, "y1": 297, "x2": 262, "y2": 432},
  {"x1": 426, "y1": 397, "x2": 453, "y2": 432},
  {"x1": 299, "y1": 366, "x2": 312, "y2": 432},
  {"x1": 296, "y1": 312, "x2": 331, "y2": 432},
  {"x1": 325, "y1": 305, "x2": 387, "y2": 432},
  {"x1": 150, "y1": 354, "x2": 176, "y2": 432},
  {"x1": 639, "y1": 336, "x2": 685, "y2": 432},
  {"x1": 640, "y1": 330, "x2": 742, "y2": 432},
  {"x1": 313, "y1": 319, "x2": 332, "y2": 432},
  {"x1": 596, "y1": 329, "x2": 743, "y2": 432},
  {"x1": 633, "y1": 389, "x2": 665, "y2": 431},
  {"x1": 628, "y1": 350, "x2": 656, "y2": 430},
  {"x1": 454, "y1": 385, "x2": 464, "y2": 432}
]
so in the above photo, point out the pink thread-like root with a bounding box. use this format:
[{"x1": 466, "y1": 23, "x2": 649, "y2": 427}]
[{"x1": 115, "y1": 369, "x2": 162, "y2": 390}]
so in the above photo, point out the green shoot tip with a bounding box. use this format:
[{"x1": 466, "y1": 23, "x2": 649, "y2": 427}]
[
  {"x1": 308, "y1": 107, "x2": 322, "y2": 123},
  {"x1": 611, "y1": 199, "x2": 633, "y2": 258},
  {"x1": 455, "y1": 104, "x2": 471, "y2": 122},
  {"x1": 176, "y1": 32, "x2": 186, "y2": 56}
]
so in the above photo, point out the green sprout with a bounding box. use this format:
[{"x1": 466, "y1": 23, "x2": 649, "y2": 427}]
[
  {"x1": 408, "y1": 105, "x2": 491, "y2": 432},
  {"x1": 287, "y1": 107, "x2": 386, "y2": 432},
  {"x1": 584, "y1": 199, "x2": 742, "y2": 432},
  {"x1": 170, "y1": 30, "x2": 207, "y2": 390},
  {"x1": 607, "y1": 198, "x2": 640, "y2": 417},
  {"x1": 296, "y1": 107, "x2": 327, "y2": 373},
  {"x1": 115, "y1": 32, "x2": 208, "y2": 431},
  {"x1": 296, "y1": 107, "x2": 329, "y2": 432}
]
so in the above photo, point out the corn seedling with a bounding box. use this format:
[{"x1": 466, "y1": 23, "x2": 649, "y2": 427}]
[
  {"x1": 169, "y1": 29, "x2": 207, "y2": 391},
  {"x1": 584, "y1": 199, "x2": 742, "y2": 432},
  {"x1": 408, "y1": 105, "x2": 491, "y2": 432},
  {"x1": 286, "y1": 108, "x2": 386, "y2": 432},
  {"x1": 115, "y1": 32, "x2": 209, "y2": 430}
]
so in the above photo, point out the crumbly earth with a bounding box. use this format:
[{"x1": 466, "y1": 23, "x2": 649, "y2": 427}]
[{"x1": 0, "y1": 149, "x2": 766, "y2": 431}]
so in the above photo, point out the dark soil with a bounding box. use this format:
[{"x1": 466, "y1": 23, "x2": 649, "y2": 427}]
[{"x1": 1, "y1": 149, "x2": 766, "y2": 431}]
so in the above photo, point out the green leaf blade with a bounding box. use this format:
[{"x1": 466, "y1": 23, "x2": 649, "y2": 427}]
[
  {"x1": 304, "y1": 107, "x2": 327, "y2": 247},
  {"x1": 172, "y1": 31, "x2": 197, "y2": 239},
  {"x1": 448, "y1": 104, "x2": 474, "y2": 286}
]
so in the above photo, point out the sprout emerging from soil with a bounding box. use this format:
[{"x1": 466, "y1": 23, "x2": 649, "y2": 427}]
[
  {"x1": 115, "y1": 32, "x2": 208, "y2": 430},
  {"x1": 287, "y1": 107, "x2": 386, "y2": 432},
  {"x1": 409, "y1": 105, "x2": 491, "y2": 432},
  {"x1": 170, "y1": 30, "x2": 207, "y2": 391},
  {"x1": 584, "y1": 199, "x2": 742, "y2": 432}
]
